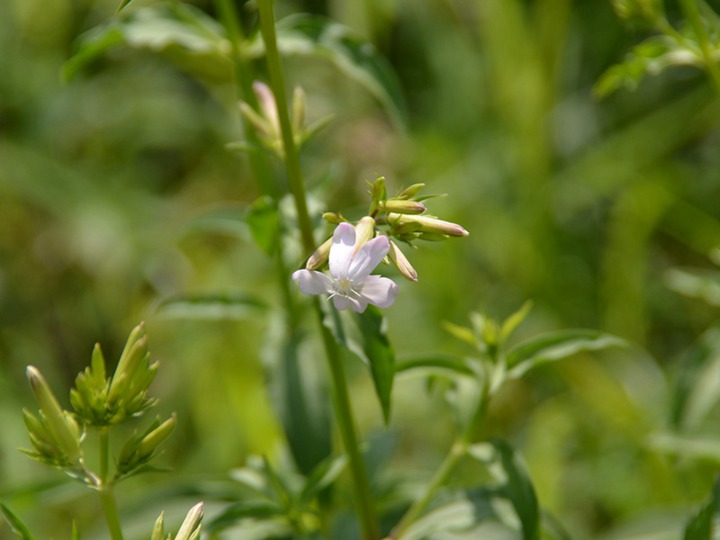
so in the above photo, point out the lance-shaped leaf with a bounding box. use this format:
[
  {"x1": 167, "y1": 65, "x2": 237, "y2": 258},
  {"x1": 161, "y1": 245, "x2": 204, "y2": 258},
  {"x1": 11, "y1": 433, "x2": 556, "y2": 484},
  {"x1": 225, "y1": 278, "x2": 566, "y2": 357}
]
[
  {"x1": 62, "y1": 2, "x2": 231, "y2": 82},
  {"x1": 505, "y1": 330, "x2": 625, "y2": 379},
  {"x1": 157, "y1": 293, "x2": 267, "y2": 320},
  {"x1": 246, "y1": 14, "x2": 407, "y2": 128},
  {"x1": 328, "y1": 306, "x2": 395, "y2": 424},
  {"x1": 261, "y1": 316, "x2": 331, "y2": 475},
  {"x1": 1, "y1": 504, "x2": 35, "y2": 540},
  {"x1": 469, "y1": 439, "x2": 540, "y2": 540}
]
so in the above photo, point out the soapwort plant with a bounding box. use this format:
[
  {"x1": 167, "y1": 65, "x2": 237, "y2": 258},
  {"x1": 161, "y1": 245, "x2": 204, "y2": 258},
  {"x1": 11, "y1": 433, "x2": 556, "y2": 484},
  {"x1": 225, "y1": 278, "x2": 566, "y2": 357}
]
[{"x1": 8, "y1": 0, "x2": 720, "y2": 538}]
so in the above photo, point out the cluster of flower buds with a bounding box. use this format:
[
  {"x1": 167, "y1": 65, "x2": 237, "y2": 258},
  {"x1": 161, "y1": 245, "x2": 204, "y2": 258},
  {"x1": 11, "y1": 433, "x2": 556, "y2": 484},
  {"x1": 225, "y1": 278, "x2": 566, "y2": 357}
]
[
  {"x1": 152, "y1": 502, "x2": 204, "y2": 540},
  {"x1": 234, "y1": 81, "x2": 332, "y2": 157},
  {"x1": 22, "y1": 323, "x2": 174, "y2": 484},
  {"x1": 305, "y1": 177, "x2": 468, "y2": 284},
  {"x1": 71, "y1": 322, "x2": 158, "y2": 426}
]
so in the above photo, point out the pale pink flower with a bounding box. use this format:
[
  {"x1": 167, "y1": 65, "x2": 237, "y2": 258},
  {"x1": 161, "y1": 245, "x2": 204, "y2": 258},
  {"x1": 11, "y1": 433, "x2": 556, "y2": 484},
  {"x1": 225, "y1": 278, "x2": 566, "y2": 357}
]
[{"x1": 292, "y1": 223, "x2": 398, "y2": 313}]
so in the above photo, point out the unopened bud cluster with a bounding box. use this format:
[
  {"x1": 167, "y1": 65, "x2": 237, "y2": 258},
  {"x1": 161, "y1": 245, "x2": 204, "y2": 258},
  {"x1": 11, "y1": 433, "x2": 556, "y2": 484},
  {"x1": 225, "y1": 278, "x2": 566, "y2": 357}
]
[
  {"x1": 152, "y1": 502, "x2": 204, "y2": 540},
  {"x1": 234, "y1": 81, "x2": 332, "y2": 157},
  {"x1": 303, "y1": 176, "x2": 468, "y2": 283},
  {"x1": 21, "y1": 323, "x2": 175, "y2": 485}
]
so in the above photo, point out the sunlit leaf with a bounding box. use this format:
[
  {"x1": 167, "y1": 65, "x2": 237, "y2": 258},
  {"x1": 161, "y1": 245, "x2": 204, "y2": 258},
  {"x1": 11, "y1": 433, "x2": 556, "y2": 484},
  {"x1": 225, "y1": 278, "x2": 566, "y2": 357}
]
[
  {"x1": 205, "y1": 501, "x2": 285, "y2": 533},
  {"x1": 63, "y1": 2, "x2": 231, "y2": 82},
  {"x1": 0, "y1": 504, "x2": 35, "y2": 540},
  {"x1": 157, "y1": 293, "x2": 266, "y2": 320},
  {"x1": 246, "y1": 14, "x2": 407, "y2": 128},
  {"x1": 505, "y1": 330, "x2": 625, "y2": 379},
  {"x1": 469, "y1": 439, "x2": 540, "y2": 540},
  {"x1": 664, "y1": 267, "x2": 720, "y2": 306},
  {"x1": 648, "y1": 432, "x2": 720, "y2": 462},
  {"x1": 499, "y1": 301, "x2": 533, "y2": 345},
  {"x1": 594, "y1": 35, "x2": 699, "y2": 98}
]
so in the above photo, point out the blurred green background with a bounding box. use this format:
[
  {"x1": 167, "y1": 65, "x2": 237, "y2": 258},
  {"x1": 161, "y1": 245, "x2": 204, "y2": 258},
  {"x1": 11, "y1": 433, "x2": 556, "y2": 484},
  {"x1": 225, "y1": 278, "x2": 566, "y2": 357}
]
[{"x1": 3, "y1": 0, "x2": 720, "y2": 538}]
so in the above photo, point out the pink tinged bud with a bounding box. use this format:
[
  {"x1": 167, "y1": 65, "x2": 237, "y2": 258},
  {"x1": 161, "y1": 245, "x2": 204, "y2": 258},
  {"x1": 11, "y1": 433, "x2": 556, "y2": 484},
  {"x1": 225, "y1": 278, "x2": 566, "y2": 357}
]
[
  {"x1": 380, "y1": 199, "x2": 427, "y2": 215},
  {"x1": 388, "y1": 240, "x2": 418, "y2": 282},
  {"x1": 176, "y1": 502, "x2": 204, "y2": 540},
  {"x1": 253, "y1": 81, "x2": 279, "y2": 136},
  {"x1": 306, "y1": 236, "x2": 333, "y2": 270},
  {"x1": 354, "y1": 217, "x2": 376, "y2": 250},
  {"x1": 388, "y1": 213, "x2": 469, "y2": 237}
]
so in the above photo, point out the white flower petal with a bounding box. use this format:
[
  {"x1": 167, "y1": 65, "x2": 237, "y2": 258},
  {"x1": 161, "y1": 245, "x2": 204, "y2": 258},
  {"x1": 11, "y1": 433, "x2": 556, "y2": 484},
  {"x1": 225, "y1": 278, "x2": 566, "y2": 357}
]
[
  {"x1": 329, "y1": 223, "x2": 356, "y2": 279},
  {"x1": 292, "y1": 269, "x2": 333, "y2": 295},
  {"x1": 332, "y1": 294, "x2": 367, "y2": 312},
  {"x1": 348, "y1": 235, "x2": 390, "y2": 280},
  {"x1": 358, "y1": 275, "x2": 398, "y2": 308}
]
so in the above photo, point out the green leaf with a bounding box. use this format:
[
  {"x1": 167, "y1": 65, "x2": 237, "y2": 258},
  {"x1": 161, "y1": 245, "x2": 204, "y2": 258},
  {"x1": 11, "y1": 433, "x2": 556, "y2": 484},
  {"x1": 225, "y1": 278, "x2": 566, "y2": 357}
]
[
  {"x1": 205, "y1": 501, "x2": 285, "y2": 533},
  {"x1": 395, "y1": 354, "x2": 478, "y2": 377},
  {"x1": 329, "y1": 307, "x2": 395, "y2": 424},
  {"x1": 648, "y1": 432, "x2": 720, "y2": 462},
  {"x1": 665, "y1": 267, "x2": 720, "y2": 306},
  {"x1": 469, "y1": 439, "x2": 540, "y2": 540},
  {"x1": 1, "y1": 504, "x2": 35, "y2": 540},
  {"x1": 261, "y1": 317, "x2": 332, "y2": 475},
  {"x1": 499, "y1": 301, "x2": 533, "y2": 345},
  {"x1": 401, "y1": 489, "x2": 499, "y2": 540},
  {"x1": 505, "y1": 330, "x2": 625, "y2": 379},
  {"x1": 180, "y1": 205, "x2": 248, "y2": 240},
  {"x1": 247, "y1": 14, "x2": 407, "y2": 128},
  {"x1": 684, "y1": 477, "x2": 720, "y2": 539},
  {"x1": 246, "y1": 197, "x2": 279, "y2": 256},
  {"x1": 62, "y1": 2, "x2": 231, "y2": 82},
  {"x1": 157, "y1": 293, "x2": 266, "y2": 320},
  {"x1": 594, "y1": 35, "x2": 699, "y2": 98},
  {"x1": 70, "y1": 521, "x2": 79, "y2": 540},
  {"x1": 299, "y1": 453, "x2": 348, "y2": 506}
]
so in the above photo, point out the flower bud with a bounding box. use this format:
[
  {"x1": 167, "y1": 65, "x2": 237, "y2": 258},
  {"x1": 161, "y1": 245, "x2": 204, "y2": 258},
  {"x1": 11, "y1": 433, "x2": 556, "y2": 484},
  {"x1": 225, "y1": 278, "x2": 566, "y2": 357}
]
[
  {"x1": 253, "y1": 81, "x2": 279, "y2": 137},
  {"x1": 396, "y1": 183, "x2": 426, "y2": 199},
  {"x1": 371, "y1": 176, "x2": 386, "y2": 203},
  {"x1": 136, "y1": 414, "x2": 176, "y2": 459},
  {"x1": 322, "y1": 212, "x2": 344, "y2": 224},
  {"x1": 388, "y1": 240, "x2": 417, "y2": 282},
  {"x1": 151, "y1": 512, "x2": 166, "y2": 540},
  {"x1": 175, "y1": 502, "x2": 204, "y2": 540},
  {"x1": 380, "y1": 199, "x2": 427, "y2": 215},
  {"x1": 388, "y1": 213, "x2": 468, "y2": 237},
  {"x1": 354, "y1": 217, "x2": 376, "y2": 250},
  {"x1": 306, "y1": 236, "x2": 332, "y2": 270},
  {"x1": 26, "y1": 366, "x2": 82, "y2": 464}
]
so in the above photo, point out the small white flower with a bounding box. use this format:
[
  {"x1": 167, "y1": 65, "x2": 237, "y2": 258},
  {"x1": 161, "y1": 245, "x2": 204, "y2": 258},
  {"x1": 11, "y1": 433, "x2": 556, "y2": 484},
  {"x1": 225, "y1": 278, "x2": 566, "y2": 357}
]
[{"x1": 292, "y1": 223, "x2": 398, "y2": 313}]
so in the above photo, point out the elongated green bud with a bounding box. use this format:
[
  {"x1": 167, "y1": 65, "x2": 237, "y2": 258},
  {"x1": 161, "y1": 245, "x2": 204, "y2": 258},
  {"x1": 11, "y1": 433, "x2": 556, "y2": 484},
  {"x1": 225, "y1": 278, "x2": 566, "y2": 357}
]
[
  {"x1": 151, "y1": 512, "x2": 165, "y2": 540},
  {"x1": 108, "y1": 323, "x2": 148, "y2": 402},
  {"x1": 175, "y1": 502, "x2": 204, "y2": 540},
  {"x1": 26, "y1": 366, "x2": 81, "y2": 464},
  {"x1": 322, "y1": 212, "x2": 344, "y2": 224},
  {"x1": 354, "y1": 217, "x2": 376, "y2": 249},
  {"x1": 396, "y1": 183, "x2": 425, "y2": 199},
  {"x1": 388, "y1": 213, "x2": 469, "y2": 237},
  {"x1": 137, "y1": 414, "x2": 176, "y2": 458},
  {"x1": 380, "y1": 199, "x2": 427, "y2": 215},
  {"x1": 306, "y1": 236, "x2": 332, "y2": 270},
  {"x1": 388, "y1": 240, "x2": 417, "y2": 282}
]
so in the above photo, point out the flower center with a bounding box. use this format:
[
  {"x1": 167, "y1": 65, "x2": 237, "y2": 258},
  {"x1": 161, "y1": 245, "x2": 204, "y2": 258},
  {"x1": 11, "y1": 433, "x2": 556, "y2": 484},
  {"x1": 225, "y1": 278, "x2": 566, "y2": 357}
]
[{"x1": 334, "y1": 277, "x2": 356, "y2": 297}]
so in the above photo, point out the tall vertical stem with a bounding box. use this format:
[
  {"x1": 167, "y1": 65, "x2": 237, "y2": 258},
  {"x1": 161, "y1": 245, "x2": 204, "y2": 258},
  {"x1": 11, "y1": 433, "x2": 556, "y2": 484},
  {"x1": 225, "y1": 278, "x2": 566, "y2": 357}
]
[{"x1": 256, "y1": 2, "x2": 379, "y2": 538}]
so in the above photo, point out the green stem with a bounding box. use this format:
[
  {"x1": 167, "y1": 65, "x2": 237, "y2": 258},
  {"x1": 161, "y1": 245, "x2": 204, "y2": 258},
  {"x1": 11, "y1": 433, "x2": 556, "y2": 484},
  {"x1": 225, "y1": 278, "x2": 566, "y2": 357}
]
[
  {"x1": 98, "y1": 427, "x2": 124, "y2": 540},
  {"x1": 257, "y1": 2, "x2": 379, "y2": 538},
  {"x1": 679, "y1": 0, "x2": 720, "y2": 96},
  {"x1": 387, "y1": 382, "x2": 489, "y2": 540},
  {"x1": 257, "y1": 0, "x2": 315, "y2": 254}
]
